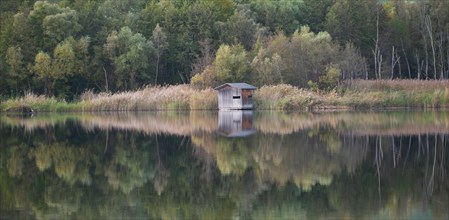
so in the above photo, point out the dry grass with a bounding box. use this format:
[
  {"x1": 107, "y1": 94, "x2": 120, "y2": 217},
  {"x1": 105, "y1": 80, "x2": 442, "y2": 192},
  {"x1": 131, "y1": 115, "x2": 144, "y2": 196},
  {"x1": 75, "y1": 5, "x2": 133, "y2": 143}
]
[
  {"x1": 1, "y1": 85, "x2": 218, "y2": 112},
  {"x1": 346, "y1": 79, "x2": 449, "y2": 92},
  {"x1": 254, "y1": 84, "x2": 324, "y2": 110},
  {"x1": 0, "y1": 93, "x2": 78, "y2": 112},
  {"x1": 340, "y1": 80, "x2": 449, "y2": 109},
  {"x1": 189, "y1": 88, "x2": 218, "y2": 110},
  {"x1": 80, "y1": 85, "x2": 196, "y2": 111},
  {"x1": 2, "y1": 80, "x2": 449, "y2": 112}
]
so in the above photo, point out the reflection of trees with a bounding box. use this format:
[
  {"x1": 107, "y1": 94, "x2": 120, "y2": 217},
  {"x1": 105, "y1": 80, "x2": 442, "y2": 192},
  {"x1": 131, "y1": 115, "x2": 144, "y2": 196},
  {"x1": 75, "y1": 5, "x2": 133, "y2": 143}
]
[
  {"x1": 0, "y1": 113, "x2": 449, "y2": 219},
  {"x1": 32, "y1": 143, "x2": 91, "y2": 185},
  {"x1": 0, "y1": 124, "x2": 164, "y2": 219},
  {"x1": 193, "y1": 126, "x2": 367, "y2": 191},
  {"x1": 322, "y1": 134, "x2": 449, "y2": 219}
]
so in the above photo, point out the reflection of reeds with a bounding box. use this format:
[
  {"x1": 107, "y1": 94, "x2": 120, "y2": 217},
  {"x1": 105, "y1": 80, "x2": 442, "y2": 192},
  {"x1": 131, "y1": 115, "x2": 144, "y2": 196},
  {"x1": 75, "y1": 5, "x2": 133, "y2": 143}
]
[
  {"x1": 255, "y1": 111, "x2": 449, "y2": 136},
  {"x1": 2, "y1": 112, "x2": 218, "y2": 136},
  {"x1": 78, "y1": 112, "x2": 219, "y2": 136},
  {"x1": 3, "y1": 111, "x2": 449, "y2": 136}
]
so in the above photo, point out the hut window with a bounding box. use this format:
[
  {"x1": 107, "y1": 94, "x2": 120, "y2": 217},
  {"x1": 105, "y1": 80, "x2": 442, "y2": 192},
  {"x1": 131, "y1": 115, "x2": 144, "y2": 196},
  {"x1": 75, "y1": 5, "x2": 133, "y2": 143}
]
[
  {"x1": 248, "y1": 95, "x2": 252, "y2": 98},
  {"x1": 232, "y1": 96, "x2": 241, "y2": 99}
]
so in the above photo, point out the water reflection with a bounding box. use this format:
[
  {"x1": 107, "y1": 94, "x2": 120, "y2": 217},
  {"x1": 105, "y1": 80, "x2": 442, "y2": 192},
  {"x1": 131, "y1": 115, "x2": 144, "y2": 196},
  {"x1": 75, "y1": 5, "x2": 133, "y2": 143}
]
[
  {"x1": 218, "y1": 110, "x2": 255, "y2": 137},
  {"x1": 0, "y1": 111, "x2": 448, "y2": 219}
]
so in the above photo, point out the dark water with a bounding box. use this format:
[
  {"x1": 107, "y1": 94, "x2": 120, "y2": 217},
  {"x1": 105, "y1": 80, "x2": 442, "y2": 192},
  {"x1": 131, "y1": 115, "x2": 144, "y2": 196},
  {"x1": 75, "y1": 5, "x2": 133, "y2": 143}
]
[{"x1": 0, "y1": 111, "x2": 448, "y2": 219}]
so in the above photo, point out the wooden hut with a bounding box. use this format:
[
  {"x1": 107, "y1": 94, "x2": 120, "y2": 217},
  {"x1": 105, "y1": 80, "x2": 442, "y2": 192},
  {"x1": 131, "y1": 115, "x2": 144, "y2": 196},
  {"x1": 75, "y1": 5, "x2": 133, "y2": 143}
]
[{"x1": 215, "y1": 83, "x2": 257, "y2": 110}]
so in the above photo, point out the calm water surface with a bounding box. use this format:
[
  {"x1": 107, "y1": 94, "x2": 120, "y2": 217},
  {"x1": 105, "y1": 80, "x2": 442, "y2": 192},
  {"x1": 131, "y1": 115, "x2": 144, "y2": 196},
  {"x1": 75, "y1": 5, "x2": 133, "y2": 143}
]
[{"x1": 0, "y1": 111, "x2": 448, "y2": 219}]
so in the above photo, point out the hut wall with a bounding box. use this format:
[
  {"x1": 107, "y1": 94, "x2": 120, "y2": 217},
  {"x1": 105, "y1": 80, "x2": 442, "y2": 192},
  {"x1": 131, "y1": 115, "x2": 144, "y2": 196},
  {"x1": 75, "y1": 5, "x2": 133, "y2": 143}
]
[
  {"x1": 218, "y1": 87, "x2": 242, "y2": 109},
  {"x1": 241, "y1": 89, "x2": 253, "y2": 109}
]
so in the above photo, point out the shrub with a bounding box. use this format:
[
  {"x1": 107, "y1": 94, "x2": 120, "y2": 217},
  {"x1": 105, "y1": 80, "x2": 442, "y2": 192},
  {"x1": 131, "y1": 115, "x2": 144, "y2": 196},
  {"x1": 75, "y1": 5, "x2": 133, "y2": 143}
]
[{"x1": 318, "y1": 65, "x2": 341, "y2": 91}]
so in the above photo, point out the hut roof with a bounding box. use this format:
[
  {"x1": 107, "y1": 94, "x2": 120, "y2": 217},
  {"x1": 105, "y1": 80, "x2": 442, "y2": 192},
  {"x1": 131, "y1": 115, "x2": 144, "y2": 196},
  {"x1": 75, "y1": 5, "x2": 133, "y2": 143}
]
[{"x1": 215, "y1": 83, "x2": 257, "y2": 90}]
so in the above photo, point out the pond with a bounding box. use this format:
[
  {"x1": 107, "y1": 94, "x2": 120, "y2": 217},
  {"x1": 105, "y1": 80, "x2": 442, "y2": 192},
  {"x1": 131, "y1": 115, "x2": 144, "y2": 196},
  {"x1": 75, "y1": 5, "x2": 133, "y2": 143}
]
[{"x1": 0, "y1": 111, "x2": 448, "y2": 219}]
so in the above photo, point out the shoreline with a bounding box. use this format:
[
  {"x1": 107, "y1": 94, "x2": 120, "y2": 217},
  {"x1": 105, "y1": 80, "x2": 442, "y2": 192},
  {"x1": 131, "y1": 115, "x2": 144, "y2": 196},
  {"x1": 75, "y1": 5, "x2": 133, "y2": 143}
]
[{"x1": 2, "y1": 80, "x2": 449, "y2": 113}]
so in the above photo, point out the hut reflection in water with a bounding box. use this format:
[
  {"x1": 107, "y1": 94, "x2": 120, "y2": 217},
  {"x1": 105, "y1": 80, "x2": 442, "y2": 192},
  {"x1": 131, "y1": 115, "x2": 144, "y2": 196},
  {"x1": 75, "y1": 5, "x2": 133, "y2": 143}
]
[{"x1": 218, "y1": 110, "x2": 255, "y2": 137}]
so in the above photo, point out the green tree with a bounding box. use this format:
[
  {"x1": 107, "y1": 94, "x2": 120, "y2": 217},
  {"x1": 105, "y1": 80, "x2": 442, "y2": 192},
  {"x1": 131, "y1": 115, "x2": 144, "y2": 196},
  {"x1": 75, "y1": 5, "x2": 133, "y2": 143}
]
[
  {"x1": 218, "y1": 5, "x2": 261, "y2": 50},
  {"x1": 104, "y1": 27, "x2": 154, "y2": 90},
  {"x1": 11, "y1": 12, "x2": 35, "y2": 63},
  {"x1": 27, "y1": 1, "x2": 81, "y2": 52},
  {"x1": 53, "y1": 40, "x2": 75, "y2": 78},
  {"x1": 6, "y1": 46, "x2": 27, "y2": 93},
  {"x1": 214, "y1": 44, "x2": 251, "y2": 83},
  {"x1": 0, "y1": 13, "x2": 14, "y2": 73},
  {"x1": 316, "y1": 64, "x2": 341, "y2": 91},
  {"x1": 97, "y1": 0, "x2": 146, "y2": 30},
  {"x1": 251, "y1": 48, "x2": 283, "y2": 86},
  {"x1": 325, "y1": 0, "x2": 381, "y2": 57},
  {"x1": 250, "y1": 0, "x2": 302, "y2": 35},
  {"x1": 51, "y1": 39, "x2": 77, "y2": 97},
  {"x1": 191, "y1": 44, "x2": 251, "y2": 88},
  {"x1": 33, "y1": 51, "x2": 53, "y2": 96},
  {"x1": 42, "y1": 8, "x2": 82, "y2": 47},
  {"x1": 151, "y1": 24, "x2": 168, "y2": 85},
  {"x1": 300, "y1": 0, "x2": 335, "y2": 32},
  {"x1": 270, "y1": 27, "x2": 340, "y2": 87}
]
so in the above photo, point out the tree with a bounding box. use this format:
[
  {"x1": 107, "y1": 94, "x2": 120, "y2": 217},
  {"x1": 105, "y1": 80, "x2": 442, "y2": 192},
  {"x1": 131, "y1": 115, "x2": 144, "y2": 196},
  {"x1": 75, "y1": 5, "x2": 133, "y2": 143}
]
[
  {"x1": 251, "y1": 48, "x2": 283, "y2": 86},
  {"x1": 33, "y1": 51, "x2": 53, "y2": 96},
  {"x1": 219, "y1": 5, "x2": 261, "y2": 50},
  {"x1": 97, "y1": 0, "x2": 146, "y2": 30},
  {"x1": 27, "y1": 1, "x2": 82, "y2": 52},
  {"x1": 6, "y1": 46, "x2": 27, "y2": 93},
  {"x1": 250, "y1": 0, "x2": 302, "y2": 35},
  {"x1": 42, "y1": 9, "x2": 82, "y2": 47},
  {"x1": 191, "y1": 44, "x2": 251, "y2": 88},
  {"x1": 213, "y1": 44, "x2": 251, "y2": 84},
  {"x1": 0, "y1": 13, "x2": 14, "y2": 73},
  {"x1": 11, "y1": 12, "x2": 34, "y2": 63},
  {"x1": 191, "y1": 38, "x2": 215, "y2": 78},
  {"x1": 104, "y1": 27, "x2": 154, "y2": 90},
  {"x1": 272, "y1": 27, "x2": 339, "y2": 87},
  {"x1": 339, "y1": 43, "x2": 368, "y2": 80},
  {"x1": 325, "y1": 0, "x2": 381, "y2": 57},
  {"x1": 53, "y1": 40, "x2": 75, "y2": 78},
  {"x1": 151, "y1": 24, "x2": 168, "y2": 85},
  {"x1": 300, "y1": 0, "x2": 335, "y2": 32}
]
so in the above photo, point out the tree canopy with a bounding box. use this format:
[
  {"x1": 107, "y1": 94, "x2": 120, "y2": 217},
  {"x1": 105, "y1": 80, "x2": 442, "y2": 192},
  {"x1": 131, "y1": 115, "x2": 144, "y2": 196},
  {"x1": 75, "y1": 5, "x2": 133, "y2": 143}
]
[{"x1": 0, "y1": 0, "x2": 448, "y2": 98}]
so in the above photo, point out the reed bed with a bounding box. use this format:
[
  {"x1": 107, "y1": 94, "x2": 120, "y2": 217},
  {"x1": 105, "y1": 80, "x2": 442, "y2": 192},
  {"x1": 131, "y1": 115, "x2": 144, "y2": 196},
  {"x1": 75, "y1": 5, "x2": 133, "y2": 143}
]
[
  {"x1": 1, "y1": 85, "x2": 219, "y2": 112},
  {"x1": 340, "y1": 80, "x2": 449, "y2": 109},
  {"x1": 346, "y1": 79, "x2": 449, "y2": 91},
  {"x1": 254, "y1": 84, "x2": 324, "y2": 110},
  {"x1": 2, "y1": 80, "x2": 449, "y2": 112},
  {"x1": 80, "y1": 85, "x2": 195, "y2": 111},
  {"x1": 0, "y1": 93, "x2": 81, "y2": 112}
]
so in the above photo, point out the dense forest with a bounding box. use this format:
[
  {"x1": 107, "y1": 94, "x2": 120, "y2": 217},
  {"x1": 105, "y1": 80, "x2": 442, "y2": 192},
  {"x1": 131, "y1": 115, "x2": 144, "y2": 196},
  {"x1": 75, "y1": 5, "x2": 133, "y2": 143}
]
[{"x1": 0, "y1": 0, "x2": 448, "y2": 99}]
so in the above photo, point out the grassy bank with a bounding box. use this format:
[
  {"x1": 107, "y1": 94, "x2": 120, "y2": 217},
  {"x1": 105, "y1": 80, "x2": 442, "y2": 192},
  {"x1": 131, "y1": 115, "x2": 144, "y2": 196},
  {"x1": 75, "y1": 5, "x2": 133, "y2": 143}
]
[
  {"x1": 1, "y1": 80, "x2": 449, "y2": 112},
  {"x1": 0, "y1": 85, "x2": 218, "y2": 112},
  {"x1": 337, "y1": 80, "x2": 449, "y2": 109}
]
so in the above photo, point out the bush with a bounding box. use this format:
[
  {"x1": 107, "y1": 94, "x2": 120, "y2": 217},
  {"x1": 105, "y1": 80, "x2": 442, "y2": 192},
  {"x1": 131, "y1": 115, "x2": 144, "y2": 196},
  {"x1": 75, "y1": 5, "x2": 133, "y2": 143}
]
[{"x1": 318, "y1": 65, "x2": 341, "y2": 91}]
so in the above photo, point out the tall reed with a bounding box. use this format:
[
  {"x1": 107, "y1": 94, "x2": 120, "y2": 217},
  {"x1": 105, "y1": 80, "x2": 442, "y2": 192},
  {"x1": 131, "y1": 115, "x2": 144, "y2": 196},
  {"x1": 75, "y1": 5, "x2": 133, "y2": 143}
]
[{"x1": 2, "y1": 80, "x2": 449, "y2": 112}]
